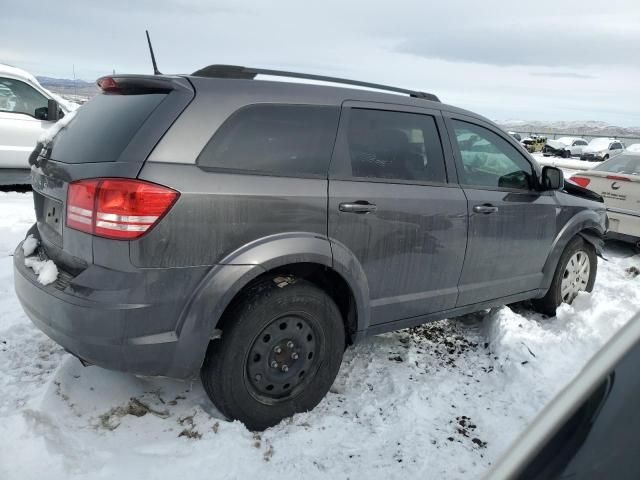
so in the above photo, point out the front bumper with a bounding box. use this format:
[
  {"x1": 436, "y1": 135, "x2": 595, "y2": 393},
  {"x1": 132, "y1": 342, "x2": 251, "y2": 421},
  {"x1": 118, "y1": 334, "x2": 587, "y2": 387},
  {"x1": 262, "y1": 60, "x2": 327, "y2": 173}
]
[
  {"x1": 580, "y1": 153, "x2": 603, "y2": 161},
  {"x1": 13, "y1": 238, "x2": 210, "y2": 378}
]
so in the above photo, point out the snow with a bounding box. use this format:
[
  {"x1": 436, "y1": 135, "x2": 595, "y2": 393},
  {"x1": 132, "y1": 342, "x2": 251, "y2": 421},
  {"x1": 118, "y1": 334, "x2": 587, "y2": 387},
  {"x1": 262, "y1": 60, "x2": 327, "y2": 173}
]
[
  {"x1": 627, "y1": 143, "x2": 640, "y2": 153},
  {"x1": 22, "y1": 235, "x2": 38, "y2": 257},
  {"x1": 531, "y1": 152, "x2": 599, "y2": 177},
  {"x1": 23, "y1": 256, "x2": 58, "y2": 286},
  {"x1": 1, "y1": 192, "x2": 639, "y2": 479},
  {"x1": 38, "y1": 109, "x2": 78, "y2": 145}
]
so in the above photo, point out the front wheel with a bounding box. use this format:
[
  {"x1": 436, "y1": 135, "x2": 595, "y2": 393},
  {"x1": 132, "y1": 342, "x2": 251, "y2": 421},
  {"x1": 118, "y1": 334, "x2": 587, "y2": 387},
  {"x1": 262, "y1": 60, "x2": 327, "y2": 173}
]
[
  {"x1": 563, "y1": 149, "x2": 571, "y2": 158},
  {"x1": 201, "y1": 279, "x2": 345, "y2": 431},
  {"x1": 532, "y1": 236, "x2": 597, "y2": 316}
]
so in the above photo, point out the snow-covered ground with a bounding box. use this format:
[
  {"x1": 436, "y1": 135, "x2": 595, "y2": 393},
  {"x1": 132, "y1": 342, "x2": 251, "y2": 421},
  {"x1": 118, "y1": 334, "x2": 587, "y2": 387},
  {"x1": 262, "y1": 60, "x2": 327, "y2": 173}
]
[
  {"x1": 531, "y1": 152, "x2": 600, "y2": 178},
  {"x1": 1, "y1": 191, "x2": 639, "y2": 480}
]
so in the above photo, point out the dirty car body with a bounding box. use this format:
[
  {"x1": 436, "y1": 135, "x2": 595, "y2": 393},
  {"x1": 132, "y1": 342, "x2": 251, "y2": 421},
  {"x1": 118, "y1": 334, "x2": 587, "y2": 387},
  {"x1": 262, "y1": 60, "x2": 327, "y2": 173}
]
[{"x1": 13, "y1": 67, "x2": 608, "y2": 427}]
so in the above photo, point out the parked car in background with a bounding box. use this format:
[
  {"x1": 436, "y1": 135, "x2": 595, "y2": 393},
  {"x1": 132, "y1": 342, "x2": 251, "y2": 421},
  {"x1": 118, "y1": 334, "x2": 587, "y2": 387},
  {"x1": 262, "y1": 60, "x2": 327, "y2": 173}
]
[
  {"x1": 570, "y1": 151, "x2": 640, "y2": 246},
  {"x1": 521, "y1": 135, "x2": 547, "y2": 153},
  {"x1": 626, "y1": 143, "x2": 640, "y2": 153},
  {"x1": 14, "y1": 65, "x2": 607, "y2": 430},
  {"x1": 543, "y1": 137, "x2": 588, "y2": 158},
  {"x1": 580, "y1": 138, "x2": 625, "y2": 162},
  {"x1": 508, "y1": 131, "x2": 522, "y2": 142},
  {"x1": 0, "y1": 64, "x2": 76, "y2": 185}
]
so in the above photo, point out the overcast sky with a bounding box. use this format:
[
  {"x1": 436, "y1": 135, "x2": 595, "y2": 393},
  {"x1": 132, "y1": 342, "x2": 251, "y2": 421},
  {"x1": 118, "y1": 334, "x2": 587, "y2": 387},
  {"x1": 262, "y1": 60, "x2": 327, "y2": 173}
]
[{"x1": 2, "y1": 0, "x2": 639, "y2": 125}]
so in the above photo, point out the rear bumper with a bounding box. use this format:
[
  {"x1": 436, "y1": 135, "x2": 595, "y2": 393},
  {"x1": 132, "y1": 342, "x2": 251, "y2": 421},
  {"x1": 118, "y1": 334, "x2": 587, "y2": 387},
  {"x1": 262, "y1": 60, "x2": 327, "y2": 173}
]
[
  {"x1": 606, "y1": 209, "x2": 640, "y2": 240},
  {"x1": 13, "y1": 237, "x2": 210, "y2": 378}
]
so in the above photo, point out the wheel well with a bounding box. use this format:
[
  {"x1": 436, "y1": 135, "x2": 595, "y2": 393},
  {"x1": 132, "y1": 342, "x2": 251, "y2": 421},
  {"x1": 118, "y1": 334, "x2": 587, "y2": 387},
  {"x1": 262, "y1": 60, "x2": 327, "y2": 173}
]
[{"x1": 220, "y1": 263, "x2": 358, "y2": 345}]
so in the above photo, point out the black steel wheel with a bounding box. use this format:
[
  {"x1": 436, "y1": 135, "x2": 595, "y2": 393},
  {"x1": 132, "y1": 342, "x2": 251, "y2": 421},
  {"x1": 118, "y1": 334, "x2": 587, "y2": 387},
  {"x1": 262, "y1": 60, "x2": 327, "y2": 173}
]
[
  {"x1": 201, "y1": 278, "x2": 345, "y2": 430},
  {"x1": 245, "y1": 314, "x2": 320, "y2": 403}
]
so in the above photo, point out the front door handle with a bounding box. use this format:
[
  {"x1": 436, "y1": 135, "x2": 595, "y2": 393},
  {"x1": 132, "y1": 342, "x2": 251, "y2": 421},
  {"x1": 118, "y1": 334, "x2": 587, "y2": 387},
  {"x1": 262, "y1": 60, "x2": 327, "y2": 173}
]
[
  {"x1": 339, "y1": 201, "x2": 377, "y2": 214},
  {"x1": 473, "y1": 204, "x2": 499, "y2": 214}
]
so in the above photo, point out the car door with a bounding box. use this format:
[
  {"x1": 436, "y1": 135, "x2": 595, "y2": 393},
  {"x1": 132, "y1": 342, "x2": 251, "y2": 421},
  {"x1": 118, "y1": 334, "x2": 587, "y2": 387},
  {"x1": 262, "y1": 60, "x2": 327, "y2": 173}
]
[
  {"x1": 610, "y1": 142, "x2": 624, "y2": 158},
  {"x1": 443, "y1": 114, "x2": 557, "y2": 306},
  {"x1": 328, "y1": 102, "x2": 467, "y2": 326},
  {"x1": 0, "y1": 77, "x2": 52, "y2": 169}
]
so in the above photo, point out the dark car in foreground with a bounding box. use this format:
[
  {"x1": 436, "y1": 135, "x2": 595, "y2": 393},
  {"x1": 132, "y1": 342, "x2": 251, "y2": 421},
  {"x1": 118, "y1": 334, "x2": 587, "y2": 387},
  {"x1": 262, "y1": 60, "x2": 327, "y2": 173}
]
[
  {"x1": 486, "y1": 312, "x2": 640, "y2": 480},
  {"x1": 14, "y1": 65, "x2": 607, "y2": 429}
]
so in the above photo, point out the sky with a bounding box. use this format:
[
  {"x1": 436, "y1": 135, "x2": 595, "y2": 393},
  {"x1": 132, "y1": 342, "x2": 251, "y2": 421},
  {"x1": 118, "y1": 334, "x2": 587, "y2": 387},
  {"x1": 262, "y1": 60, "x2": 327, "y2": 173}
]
[{"x1": 2, "y1": 0, "x2": 639, "y2": 125}]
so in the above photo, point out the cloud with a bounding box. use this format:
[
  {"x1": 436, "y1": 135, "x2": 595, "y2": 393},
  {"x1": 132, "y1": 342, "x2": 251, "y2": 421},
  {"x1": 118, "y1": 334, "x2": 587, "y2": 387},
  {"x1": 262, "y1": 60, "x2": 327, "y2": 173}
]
[
  {"x1": 396, "y1": 27, "x2": 639, "y2": 67},
  {"x1": 1, "y1": 0, "x2": 639, "y2": 125},
  {"x1": 530, "y1": 72, "x2": 596, "y2": 79}
]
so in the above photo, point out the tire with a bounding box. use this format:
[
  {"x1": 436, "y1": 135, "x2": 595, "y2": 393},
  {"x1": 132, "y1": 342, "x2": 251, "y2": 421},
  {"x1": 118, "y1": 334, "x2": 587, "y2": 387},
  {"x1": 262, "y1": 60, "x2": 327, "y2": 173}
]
[
  {"x1": 563, "y1": 149, "x2": 571, "y2": 158},
  {"x1": 201, "y1": 278, "x2": 345, "y2": 430},
  {"x1": 532, "y1": 236, "x2": 597, "y2": 316}
]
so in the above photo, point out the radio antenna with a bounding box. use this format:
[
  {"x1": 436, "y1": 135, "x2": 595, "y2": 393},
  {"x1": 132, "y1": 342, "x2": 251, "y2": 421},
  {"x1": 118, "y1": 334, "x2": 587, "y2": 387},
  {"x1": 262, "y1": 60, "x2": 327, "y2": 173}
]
[{"x1": 145, "y1": 30, "x2": 161, "y2": 75}]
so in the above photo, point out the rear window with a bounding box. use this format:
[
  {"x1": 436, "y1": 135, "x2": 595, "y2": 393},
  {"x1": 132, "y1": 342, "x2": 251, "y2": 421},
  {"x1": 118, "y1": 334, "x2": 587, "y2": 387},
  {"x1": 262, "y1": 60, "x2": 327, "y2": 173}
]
[
  {"x1": 596, "y1": 154, "x2": 640, "y2": 176},
  {"x1": 197, "y1": 104, "x2": 339, "y2": 177},
  {"x1": 48, "y1": 93, "x2": 166, "y2": 163}
]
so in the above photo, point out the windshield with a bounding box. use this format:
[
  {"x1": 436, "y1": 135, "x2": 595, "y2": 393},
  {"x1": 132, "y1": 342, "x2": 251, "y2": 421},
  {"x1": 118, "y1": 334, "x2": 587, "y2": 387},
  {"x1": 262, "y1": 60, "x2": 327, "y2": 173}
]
[
  {"x1": 47, "y1": 93, "x2": 167, "y2": 163},
  {"x1": 596, "y1": 153, "x2": 640, "y2": 175},
  {"x1": 556, "y1": 137, "x2": 574, "y2": 145}
]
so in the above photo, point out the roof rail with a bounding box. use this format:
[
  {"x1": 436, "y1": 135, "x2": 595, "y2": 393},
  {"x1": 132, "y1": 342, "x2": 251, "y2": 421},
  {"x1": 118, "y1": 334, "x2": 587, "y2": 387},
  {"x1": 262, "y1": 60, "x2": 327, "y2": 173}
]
[{"x1": 190, "y1": 64, "x2": 440, "y2": 102}]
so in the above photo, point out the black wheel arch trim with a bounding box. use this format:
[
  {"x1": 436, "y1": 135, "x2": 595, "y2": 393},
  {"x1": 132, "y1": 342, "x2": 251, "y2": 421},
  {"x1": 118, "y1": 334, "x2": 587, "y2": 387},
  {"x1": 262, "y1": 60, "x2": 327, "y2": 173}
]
[
  {"x1": 174, "y1": 232, "x2": 370, "y2": 375},
  {"x1": 539, "y1": 210, "x2": 606, "y2": 294}
]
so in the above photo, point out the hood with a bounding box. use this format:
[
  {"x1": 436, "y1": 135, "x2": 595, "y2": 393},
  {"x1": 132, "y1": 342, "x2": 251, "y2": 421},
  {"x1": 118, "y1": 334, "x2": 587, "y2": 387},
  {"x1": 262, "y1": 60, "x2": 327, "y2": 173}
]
[
  {"x1": 546, "y1": 139, "x2": 569, "y2": 150},
  {"x1": 583, "y1": 146, "x2": 605, "y2": 154}
]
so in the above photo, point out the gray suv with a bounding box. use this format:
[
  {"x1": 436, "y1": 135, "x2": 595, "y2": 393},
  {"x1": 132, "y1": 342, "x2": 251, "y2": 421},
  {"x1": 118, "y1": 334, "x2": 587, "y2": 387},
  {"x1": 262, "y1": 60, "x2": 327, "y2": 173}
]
[{"x1": 14, "y1": 66, "x2": 607, "y2": 430}]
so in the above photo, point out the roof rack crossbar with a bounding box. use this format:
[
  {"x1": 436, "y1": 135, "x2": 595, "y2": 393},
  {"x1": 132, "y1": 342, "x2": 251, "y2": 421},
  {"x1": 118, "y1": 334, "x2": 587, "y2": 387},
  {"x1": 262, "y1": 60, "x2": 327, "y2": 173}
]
[{"x1": 190, "y1": 64, "x2": 440, "y2": 102}]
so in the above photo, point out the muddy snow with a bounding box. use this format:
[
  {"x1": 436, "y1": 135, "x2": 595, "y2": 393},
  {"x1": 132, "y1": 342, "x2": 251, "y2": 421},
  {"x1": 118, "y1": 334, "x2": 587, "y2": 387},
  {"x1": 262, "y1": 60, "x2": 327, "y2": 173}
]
[{"x1": 0, "y1": 191, "x2": 638, "y2": 479}]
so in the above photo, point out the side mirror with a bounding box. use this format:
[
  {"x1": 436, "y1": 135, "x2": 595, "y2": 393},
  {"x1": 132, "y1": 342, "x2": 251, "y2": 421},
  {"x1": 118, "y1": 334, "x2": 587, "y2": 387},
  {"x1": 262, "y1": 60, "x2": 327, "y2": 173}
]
[
  {"x1": 541, "y1": 166, "x2": 564, "y2": 190},
  {"x1": 47, "y1": 99, "x2": 60, "y2": 122}
]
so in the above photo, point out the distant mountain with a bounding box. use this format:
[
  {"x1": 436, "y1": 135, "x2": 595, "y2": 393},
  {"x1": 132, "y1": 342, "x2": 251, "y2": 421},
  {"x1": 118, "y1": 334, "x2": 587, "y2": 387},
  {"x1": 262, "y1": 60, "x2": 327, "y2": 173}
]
[
  {"x1": 498, "y1": 120, "x2": 640, "y2": 138},
  {"x1": 36, "y1": 76, "x2": 98, "y2": 103}
]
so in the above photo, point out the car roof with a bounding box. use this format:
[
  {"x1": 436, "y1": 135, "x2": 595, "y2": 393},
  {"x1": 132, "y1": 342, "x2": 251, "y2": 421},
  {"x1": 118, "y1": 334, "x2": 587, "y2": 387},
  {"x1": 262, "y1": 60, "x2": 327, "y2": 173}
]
[
  {"x1": 183, "y1": 74, "x2": 494, "y2": 125},
  {"x1": 0, "y1": 63, "x2": 41, "y2": 87}
]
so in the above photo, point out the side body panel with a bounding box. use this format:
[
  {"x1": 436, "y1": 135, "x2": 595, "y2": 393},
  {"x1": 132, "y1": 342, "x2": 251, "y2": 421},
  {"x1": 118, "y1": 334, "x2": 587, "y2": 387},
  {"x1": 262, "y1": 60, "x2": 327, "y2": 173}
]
[
  {"x1": 443, "y1": 112, "x2": 562, "y2": 305},
  {"x1": 328, "y1": 102, "x2": 468, "y2": 325}
]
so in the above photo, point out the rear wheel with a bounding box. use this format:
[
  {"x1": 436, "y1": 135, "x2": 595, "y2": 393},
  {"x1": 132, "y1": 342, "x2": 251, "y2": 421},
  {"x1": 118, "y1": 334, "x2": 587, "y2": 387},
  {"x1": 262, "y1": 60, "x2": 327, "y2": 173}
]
[
  {"x1": 201, "y1": 279, "x2": 345, "y2": 431},
  {"x1": 532, "y1": 236, "x2": 597, "y2": 316}
]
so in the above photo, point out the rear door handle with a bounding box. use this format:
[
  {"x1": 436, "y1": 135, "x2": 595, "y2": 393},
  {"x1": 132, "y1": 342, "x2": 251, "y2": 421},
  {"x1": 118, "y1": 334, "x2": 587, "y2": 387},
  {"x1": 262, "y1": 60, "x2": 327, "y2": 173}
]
[
  {"x1": 339, "y1": 202, "x2": 377, "y2": 214},
  {"x1": 473, "y1": 204, "x2": 499, "y2": 214}
]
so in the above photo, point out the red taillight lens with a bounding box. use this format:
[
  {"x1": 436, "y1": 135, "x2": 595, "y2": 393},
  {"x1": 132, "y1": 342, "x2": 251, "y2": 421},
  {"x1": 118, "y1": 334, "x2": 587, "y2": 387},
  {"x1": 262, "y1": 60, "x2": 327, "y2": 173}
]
[
  {"x1": 66, "y1": 179, "x2": 179, "y2": 240},
  {"x1": 569, "y1": 176, "x2": 591, "y2": 188},
  {"x1": 606, "y1": 175, "x2": 631, "y2": 181},
  {"x1": 67, "y1": 179, "x2": 99, "y2": 234}
]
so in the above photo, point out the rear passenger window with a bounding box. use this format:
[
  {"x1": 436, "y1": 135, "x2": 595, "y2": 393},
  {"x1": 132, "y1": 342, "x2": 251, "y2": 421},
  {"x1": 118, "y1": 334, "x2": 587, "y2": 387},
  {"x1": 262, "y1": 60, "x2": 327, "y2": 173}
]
[
  {"x1": 197, "y1": 105, "x2": 339, "y2": 176},
  {"x1": 345, "y1": 108, "x2": 447, "y2": 183}
]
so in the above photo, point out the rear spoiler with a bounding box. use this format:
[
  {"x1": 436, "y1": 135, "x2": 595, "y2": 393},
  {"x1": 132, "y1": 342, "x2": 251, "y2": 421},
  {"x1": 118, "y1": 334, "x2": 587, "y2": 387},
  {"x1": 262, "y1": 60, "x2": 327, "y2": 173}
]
[{"x1": 96, "y1": 75, "x2": 190, "y2": 94}]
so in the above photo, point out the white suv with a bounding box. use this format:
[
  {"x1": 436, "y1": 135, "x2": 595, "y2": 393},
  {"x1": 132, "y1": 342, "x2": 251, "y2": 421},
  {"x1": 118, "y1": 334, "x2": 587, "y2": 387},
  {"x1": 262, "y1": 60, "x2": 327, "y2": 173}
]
[
  {"x1": 0, "y1": 64, "x2": 75, "y2": 185},
  {"x1": 580, "y1": 138, "x2": 625, "y2": 162}
]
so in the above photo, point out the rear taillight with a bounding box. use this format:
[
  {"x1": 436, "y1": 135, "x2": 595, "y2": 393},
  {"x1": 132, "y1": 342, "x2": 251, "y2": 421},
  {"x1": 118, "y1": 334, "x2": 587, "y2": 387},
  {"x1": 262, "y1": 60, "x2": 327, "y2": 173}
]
[
  {"x1": 606, "y1": 175, "x2": 631, "y2": 181},
  {"x1": 569, "y1": 176, "x2": 591, "y2": 188},
  {"x1": 66, "y1": 178, "x2": 179, "y2": 240}
]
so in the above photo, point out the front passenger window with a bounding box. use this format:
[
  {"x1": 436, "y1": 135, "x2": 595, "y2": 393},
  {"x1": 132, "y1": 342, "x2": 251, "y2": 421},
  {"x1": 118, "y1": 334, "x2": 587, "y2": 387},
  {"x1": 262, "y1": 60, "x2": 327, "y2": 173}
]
[
  {"x1": 0, "y1": 77, "x2": 48, "y2": 118},
  {"x1": 452, "y1": 120, "x2": 534, "y2": 190}
]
